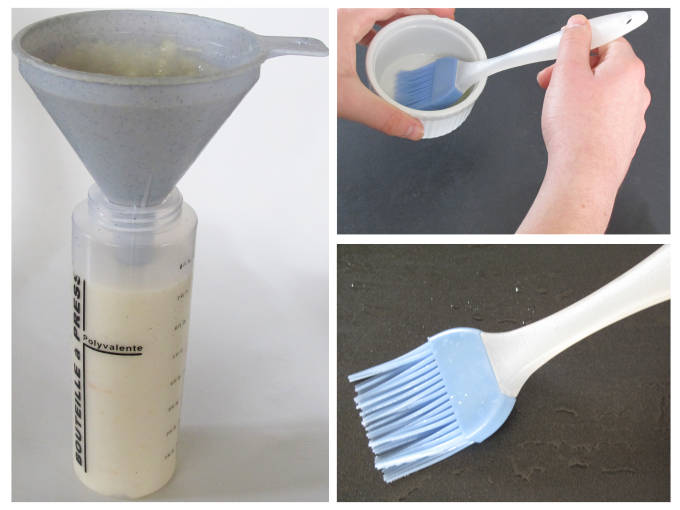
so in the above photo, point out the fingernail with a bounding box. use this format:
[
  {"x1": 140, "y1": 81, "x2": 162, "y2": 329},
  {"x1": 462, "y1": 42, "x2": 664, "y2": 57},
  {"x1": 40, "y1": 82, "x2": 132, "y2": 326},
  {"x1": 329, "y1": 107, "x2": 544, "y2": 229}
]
[
  {"x1": 565, "y1": 14, "x2": 587, "y2": 28},
  {"x1": 405, "y1": 123, "x2": 424, "y2": 141}
]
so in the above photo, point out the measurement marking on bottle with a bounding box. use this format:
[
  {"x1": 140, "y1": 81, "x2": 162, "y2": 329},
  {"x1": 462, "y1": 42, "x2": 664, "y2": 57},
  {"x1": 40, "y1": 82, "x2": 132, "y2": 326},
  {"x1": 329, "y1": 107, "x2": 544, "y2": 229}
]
[
  {"x1": 173, "y1": 319, "x2": 186, "y2": 331},
  {"x1": 168, "y1": 400, "x2": 179, "y2": 413},
  {"x1": 164, "y1": 448, "x2": 175, "y2": 460},
  {"x1": 179, "y1": 257, "x2": 192, "y2": 271},
  {"x1": 171, "y1": 347, "x2": 184, "y2": 360},
  {"x1": 176, "y1": 289, "x2": 188, "y2": 301},
  {"x1": 166, "y1": 424, "x2": 177, "y2": 437},
  {"x1": 169, "y1": 374, "x2": 182, "y2": 386}
]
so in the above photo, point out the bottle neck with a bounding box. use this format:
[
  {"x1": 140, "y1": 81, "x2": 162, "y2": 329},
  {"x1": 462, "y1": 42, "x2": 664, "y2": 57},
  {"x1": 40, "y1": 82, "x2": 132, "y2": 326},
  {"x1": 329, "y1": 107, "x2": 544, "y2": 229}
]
[{"x1": 87, "y1": 184, "x2": 183, "y2": 232}]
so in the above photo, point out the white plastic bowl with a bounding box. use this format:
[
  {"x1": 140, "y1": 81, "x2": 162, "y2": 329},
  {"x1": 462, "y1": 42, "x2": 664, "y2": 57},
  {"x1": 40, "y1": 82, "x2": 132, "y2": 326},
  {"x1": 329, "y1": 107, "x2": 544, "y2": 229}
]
[{"x1": 366, "y1": 15, "x2": 487, "y2": 139}]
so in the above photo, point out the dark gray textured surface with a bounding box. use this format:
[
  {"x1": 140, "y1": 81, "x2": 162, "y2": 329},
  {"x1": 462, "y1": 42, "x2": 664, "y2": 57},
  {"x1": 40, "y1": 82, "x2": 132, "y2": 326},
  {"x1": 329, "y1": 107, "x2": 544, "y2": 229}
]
[
  {"x1": 337, "y1": 245, "x2": 669, "y2": 501},
  {"x1": 338, "y1": 9, "x2": 669, "y2": 233}
]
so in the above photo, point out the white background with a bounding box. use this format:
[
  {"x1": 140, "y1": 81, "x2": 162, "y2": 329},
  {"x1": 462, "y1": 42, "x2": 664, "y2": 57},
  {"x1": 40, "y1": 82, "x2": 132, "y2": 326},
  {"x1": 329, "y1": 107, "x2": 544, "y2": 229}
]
[{"x1": 12, "y1": 8, "x2": 329, "y2": 501}]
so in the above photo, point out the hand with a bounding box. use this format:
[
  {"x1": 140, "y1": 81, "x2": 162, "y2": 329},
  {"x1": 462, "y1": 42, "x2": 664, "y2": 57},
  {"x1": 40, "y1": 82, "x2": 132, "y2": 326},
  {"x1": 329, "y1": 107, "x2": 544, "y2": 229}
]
[
  {"x1": 338, "y1": 8, "x2": 455, "y2": 141},
  {"x1": 518, "y1": 14, "x2": 650, "y2": 233}
]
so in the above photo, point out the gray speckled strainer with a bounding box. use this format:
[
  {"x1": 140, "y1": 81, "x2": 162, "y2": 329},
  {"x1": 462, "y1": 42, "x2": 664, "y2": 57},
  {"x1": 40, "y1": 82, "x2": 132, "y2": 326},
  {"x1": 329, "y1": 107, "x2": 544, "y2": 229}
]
[{"x1": 13, "y1": 10, "x2": 328, "y2": 207}]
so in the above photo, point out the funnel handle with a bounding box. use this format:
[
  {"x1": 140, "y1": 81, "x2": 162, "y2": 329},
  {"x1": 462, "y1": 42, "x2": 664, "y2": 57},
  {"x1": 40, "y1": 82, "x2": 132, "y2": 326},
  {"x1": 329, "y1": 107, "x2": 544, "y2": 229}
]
[{"x1": 259, "y1": 35, "x2": 329, "y2": 59}]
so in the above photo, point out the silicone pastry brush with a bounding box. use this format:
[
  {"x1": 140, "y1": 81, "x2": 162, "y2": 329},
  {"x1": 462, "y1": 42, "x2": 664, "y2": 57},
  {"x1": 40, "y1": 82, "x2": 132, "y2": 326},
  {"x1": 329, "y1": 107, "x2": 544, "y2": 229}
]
[
  {"x1": 348, "y1": 245, "x2": 669, "y2": 483},
  {"x1": 394, "y1": 10, "x2": 648, "y2": 110}
]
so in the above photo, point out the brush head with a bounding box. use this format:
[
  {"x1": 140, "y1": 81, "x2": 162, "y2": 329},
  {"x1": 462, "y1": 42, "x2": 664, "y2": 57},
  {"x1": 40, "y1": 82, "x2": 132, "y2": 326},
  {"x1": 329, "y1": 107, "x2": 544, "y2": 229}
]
[
  {"x1": 348, "y1": 327, "x2": 515, "y2": 483},
  {"x1": 394, "y1": 56, "x2": 463, "y2": 111}
]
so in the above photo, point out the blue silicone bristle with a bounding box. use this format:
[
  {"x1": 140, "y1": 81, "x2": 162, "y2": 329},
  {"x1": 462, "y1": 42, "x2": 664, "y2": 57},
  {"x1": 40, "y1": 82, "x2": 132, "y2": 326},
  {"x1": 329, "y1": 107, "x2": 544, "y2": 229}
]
[
  {"x1": 348, "y1": 328, "x2": 516, "y2": 483},
  {"x1": 394, "y1": 57, "x2": 463, "y2": 111}
]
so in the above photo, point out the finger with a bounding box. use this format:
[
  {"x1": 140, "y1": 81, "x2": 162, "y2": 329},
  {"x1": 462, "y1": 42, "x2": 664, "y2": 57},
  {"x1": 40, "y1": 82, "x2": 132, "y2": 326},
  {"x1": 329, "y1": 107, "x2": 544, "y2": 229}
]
[
  {"x1": 593, "y1": 37, "x2": 640, "y2": 77},
  {"x1": 595, "y1": 37, "x2": 636, "y2": 63},
  {"x1": 536, "y1": 64, "x2": 554, "y2": 89},
  {"x1": 536, "y1": 55, "x2": 600, "y2": 89},
  {"x1": 643, "y1": 86, "x2": 651, "y2": 110},
  {"x1": 339, "y1": 77, "x2": 424, "y2": 140},
  {"x1": 372, "y1": 8, "x2": 434, "y2": 26},
  {"x1": 358, "y1": 29, "x2": 378, "y2": 46},
  {"x1": 341, "y1": 9, "x2": 401, "y2": 44},
  {"x1": 430, "y1": 8, "x2": 455, "y2": 19},
  {"x1": 376, "y1": 8, "x2": 455, "y2": 28},
  {"x1": 553, "y1": 14, "x2": 593, "y2": 80}
]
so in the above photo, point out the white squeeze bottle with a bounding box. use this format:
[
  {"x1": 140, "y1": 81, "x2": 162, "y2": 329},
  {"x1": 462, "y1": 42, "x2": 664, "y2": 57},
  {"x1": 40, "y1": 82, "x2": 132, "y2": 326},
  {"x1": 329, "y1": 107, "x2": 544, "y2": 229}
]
[{"x1": 71, "y1": 186, "x2": 197, "y2": 497}]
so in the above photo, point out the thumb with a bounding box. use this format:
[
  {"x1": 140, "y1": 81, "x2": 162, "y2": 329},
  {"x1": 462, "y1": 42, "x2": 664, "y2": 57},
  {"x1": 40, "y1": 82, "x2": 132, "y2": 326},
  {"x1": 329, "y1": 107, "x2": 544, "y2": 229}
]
[
  {"x1": 339, "y1": 78, "x2": 424, "y2": 140},
  {"x1": 554, "y1": 14, "x2": 593, "y2": 79}
]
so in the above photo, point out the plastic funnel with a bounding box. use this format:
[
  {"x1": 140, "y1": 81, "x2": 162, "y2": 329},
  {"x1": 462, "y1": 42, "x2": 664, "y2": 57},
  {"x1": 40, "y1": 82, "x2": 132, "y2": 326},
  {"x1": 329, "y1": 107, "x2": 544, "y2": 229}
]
[{"x1": 13, "y1": 10, "x2": 328, "y2": 206}]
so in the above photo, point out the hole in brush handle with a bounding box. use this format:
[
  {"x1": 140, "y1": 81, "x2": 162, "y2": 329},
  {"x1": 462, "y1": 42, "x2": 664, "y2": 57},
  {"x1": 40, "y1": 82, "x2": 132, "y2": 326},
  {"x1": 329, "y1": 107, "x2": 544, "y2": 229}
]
[{"x1": 589, "y1": 10, "x2": 648, "y2": 49}]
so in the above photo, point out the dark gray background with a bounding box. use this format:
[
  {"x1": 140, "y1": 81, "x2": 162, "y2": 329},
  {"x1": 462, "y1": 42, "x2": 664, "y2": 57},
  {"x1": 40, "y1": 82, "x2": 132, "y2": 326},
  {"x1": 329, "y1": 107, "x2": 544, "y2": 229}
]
[
  {"x1": 337, "y1": 245, "x2": 669, "y2": 501},
  {"x1": 338, "y1": 9, "x2": 669, "y2": 233}
]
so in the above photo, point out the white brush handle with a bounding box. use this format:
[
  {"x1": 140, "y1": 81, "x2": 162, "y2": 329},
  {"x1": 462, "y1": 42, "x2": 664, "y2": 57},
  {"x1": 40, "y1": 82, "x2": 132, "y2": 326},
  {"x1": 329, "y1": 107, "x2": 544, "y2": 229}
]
[
  {"x1": 482, "y1": 245, "x2": 670, "y2": 398},
  {"x1": 457, "y1": 11, "x2": 648, "y2": 90}
]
